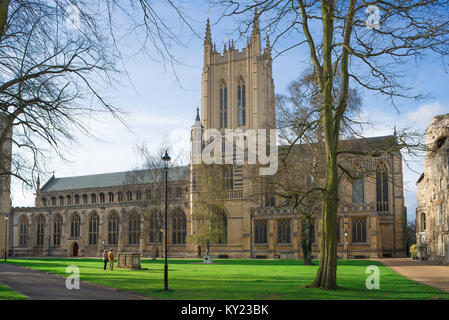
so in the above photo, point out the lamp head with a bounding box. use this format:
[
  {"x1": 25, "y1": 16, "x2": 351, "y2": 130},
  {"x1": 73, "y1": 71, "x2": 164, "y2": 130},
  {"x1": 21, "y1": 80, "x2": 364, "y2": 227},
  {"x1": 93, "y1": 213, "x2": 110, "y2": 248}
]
[
  {"x1": 162, "y1": 150, "x2": 171, "y2": 162},
  {"x1": 4, "y1": 213, "x2": 8, "y2": 221}
]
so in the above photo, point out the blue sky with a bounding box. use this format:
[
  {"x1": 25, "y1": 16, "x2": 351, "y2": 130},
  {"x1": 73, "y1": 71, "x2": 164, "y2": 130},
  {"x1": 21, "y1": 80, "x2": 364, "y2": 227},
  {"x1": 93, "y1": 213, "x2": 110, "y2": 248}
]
[{"x1": 11, "y1": 2, "x2": 449, "y2": 223}]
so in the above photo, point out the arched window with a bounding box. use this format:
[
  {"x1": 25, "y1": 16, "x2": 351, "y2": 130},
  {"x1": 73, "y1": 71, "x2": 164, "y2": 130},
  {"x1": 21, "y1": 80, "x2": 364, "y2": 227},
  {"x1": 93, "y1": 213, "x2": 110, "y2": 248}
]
[
  {"x1": 254, "y1": 219, "x2": 268, "y2": 244},
  {"x1": 172, "y1": 209, "x2": 186, "y2": 245},
  {"x1": 19, "y1": 215, "x2": 28, "y2": 247},
  {"x1": 42, "y1": 198, "x2": 47, "y2": 207},
  {"x1": 89, "y1": 212, "x2": 99, "y2": 245},
  {"x1": 145, "y1": 189, "x2": 151, "y2": 200},
  {"x1": 91, "y1": 193, "x2": 97, "y2": 204},
  {"x1": 53, "y1": 214, "x2": 62, "y2": 246},
  {"x1": 108, "y1": 212, "x2": 120, "y2": 245},
  {"x1": 37, "y1": 215, "x2": 45, "y2": 246},
  {"x1": 352, "y1": 217, "x2": 367, "y2": 243},
  {"x1": 128, "y1": 212, "x2": 141, "y2": 245},
  {"x1": 223, "y1": 166, "x2": 233, "y2": 190},
  {"x1": 155, "y1": 188, "x2": 161, "y2": 200},
  {"x1": 352, "y1": 178, "x2": 364, "y2": 203},
  {"x1": 421, "y1": 212, "x2": 426, "y2": 231},
  {"x1": 71, "y1": 213, "x2": 80, "y2": 238},
  {"x1": 67, "y1": 195, "x2": 72, "y2": 205},
  {"x1": 149, "y1": 211, "x2": 163, "y2": 243},
  {"x1": 82, "y1": 194, "x2": 88, "y2": 204},
  {"x1": 219, "y1": 81, "x2": 228, "y2": 128},
  {"x1": 117, "y1": 192, "x2": 123, "y2": 202},
  {"x1": 99, "y1": 193, "x2": 105, "y2": 203},
  {"x1": 126, "y1": 191, "x2": 132, "y2": 201},
  {"x1": 278, "y1": 219, "x2": 291, "y2": 244},
  {"x1": 59, "y1": 196, "x2": 64, "y2": 206},
  {"x1": 136, "y1": 190, "x2": 142, "y2": 201},
  {"x1": 108, "y1": 192, "x2": 114, "y2": 202},
  {"x1": 376, "y1": 161, "x2": 389, "y2": 212},
  {"x1": 51, "y1": 197, "x2": 56, "y2": 206},
  {"x1": 75, "y1": 194, "x2": 80, "y2": 204},
  {"x1": 237, "y1": 77, "x2": 246, "y2": 126},
  {"x1": 211, "y1": 210, "x2": 227, "y2": 244}
]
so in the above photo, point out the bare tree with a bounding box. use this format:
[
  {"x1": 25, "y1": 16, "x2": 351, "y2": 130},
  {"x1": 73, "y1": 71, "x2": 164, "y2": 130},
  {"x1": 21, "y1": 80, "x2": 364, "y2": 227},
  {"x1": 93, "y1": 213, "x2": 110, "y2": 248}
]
[
  {"x1": 190, "y1": 162, "x2": 229, "y2": 250},
  {"x1": 124, "y1": 143, "x2": 185, "y2": 260},
  {"x1": 213, "y1": 0, "x2": 449, "y2": 289},
  {"x1": 0, "y1": 0, "x2": 196, "y2": 195}
]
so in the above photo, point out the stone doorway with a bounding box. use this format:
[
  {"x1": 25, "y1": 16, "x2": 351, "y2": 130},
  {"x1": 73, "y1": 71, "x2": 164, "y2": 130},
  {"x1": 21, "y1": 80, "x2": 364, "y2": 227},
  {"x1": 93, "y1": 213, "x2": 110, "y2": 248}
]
[{"x1": 72, "y1": 242, "x2": 79, "y2": 257}]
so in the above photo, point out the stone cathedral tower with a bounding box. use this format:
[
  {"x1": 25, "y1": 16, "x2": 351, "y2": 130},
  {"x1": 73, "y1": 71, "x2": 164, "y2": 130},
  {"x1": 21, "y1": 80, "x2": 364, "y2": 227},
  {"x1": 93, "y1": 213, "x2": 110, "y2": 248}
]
[{"x1": 200, "y1": 9, "x2": 275, "y2": 131}]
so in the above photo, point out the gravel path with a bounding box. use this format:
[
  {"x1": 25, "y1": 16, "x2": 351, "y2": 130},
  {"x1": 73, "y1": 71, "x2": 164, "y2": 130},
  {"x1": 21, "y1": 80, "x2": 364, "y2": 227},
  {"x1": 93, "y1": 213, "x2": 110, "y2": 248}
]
[{"x1": 375, "y1": 258, "x2": 449, "y2": 292}]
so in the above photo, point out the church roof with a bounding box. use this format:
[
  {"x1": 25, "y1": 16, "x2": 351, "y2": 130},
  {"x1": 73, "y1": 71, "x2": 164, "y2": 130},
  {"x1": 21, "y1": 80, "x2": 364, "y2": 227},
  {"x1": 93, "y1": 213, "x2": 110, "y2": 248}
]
[
  {"x1": 40, "y1": 165, "x2": 189, "y2": 192},
  {"x1": 279, "y1": 135, "x2": 398, "y2": 155}
]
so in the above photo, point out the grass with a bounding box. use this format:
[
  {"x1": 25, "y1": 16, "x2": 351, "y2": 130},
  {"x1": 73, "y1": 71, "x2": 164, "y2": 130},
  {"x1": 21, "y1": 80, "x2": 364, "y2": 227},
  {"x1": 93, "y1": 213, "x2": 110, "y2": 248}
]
[
  {"x1": 2, "y1": 258, "x2": 449, "y2": 300},
  {"x1": 0, "y1": 282, "x2": 27, "y2": 300}
]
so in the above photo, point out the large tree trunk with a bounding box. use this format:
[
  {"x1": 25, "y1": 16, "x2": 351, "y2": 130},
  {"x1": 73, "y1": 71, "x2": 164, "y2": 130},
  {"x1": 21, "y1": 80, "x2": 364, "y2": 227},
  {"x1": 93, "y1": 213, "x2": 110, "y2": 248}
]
[
  {"x1": 309, "y1": 150, "x2": 339, "y2": 289},
  {"x1": 302, "y1": 218, "x2": 313, "y2": 265},
  {"x1": 306, "y1": 0, "x2": 340, "y2": 290}
]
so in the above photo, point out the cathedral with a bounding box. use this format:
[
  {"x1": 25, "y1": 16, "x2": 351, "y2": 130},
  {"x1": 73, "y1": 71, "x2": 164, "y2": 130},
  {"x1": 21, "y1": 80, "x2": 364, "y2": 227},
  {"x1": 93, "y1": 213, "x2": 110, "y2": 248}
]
[{"x1": 5, "y1": 12, "x2": 408, "y2": 260}]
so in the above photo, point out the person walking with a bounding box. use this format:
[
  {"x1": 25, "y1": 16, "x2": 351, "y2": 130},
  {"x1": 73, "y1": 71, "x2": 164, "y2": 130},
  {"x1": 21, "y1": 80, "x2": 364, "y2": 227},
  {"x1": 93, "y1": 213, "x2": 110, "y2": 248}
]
[
  {"x1": 102, "y1": 249, "x2": 108, "y2": 270},
  {"x1": 108, "y1": 249, "x2": 114, "y2": 271}
]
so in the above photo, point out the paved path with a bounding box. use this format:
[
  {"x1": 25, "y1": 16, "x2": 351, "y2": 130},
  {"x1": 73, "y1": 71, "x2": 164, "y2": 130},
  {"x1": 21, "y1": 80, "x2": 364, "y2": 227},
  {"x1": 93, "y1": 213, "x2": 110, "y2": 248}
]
[
  {"x1": 375, "y1": 258, "x2": 449, "y2": 292},
  {"x1": 0, "y1": 263, "x2": 149, "y2": 300}
]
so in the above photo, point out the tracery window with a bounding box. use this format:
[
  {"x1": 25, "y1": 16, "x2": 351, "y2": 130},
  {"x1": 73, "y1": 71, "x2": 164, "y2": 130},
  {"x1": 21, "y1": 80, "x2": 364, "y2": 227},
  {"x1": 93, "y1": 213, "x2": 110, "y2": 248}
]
[
  {"x1": 254, "y1": 220, "x2": 268, "y2": 244},
  {"x1": 19, "y1": 215, "x2": 28, "y2": 247},
  {"x1": 128, "y1": 212, "x2": 141, "y2": 245},
  {"x1": 71, "y1": 213, "x2": 81, "y2": 238},
  {"x1": 352, "y1": 178, "x2": 364, "y2": 203},
  {"x1": 219, "y1": 81, "x2": 228, "y2": 128},
  {"x1": 352, "y1": 217, "x2": 367, "y2": 243},
  {"x1": 89, "y1": 212, "x2": 99, "y2": 245},
  {"x1": 237, "y1": 77, "x2": 246, "y2": 126},
  {"x1": 376, "y1": 161, "x2": 389, "y2": 212},
  {"x1": 278, "y1": 219, "x2": 291, "y2": 244},
  {"x1": 37, "y1": 215, "x2": 45, "y2": 246},
  {"x1": 108, "y1": 212, "x2": 119, "y2": 245},
  {"x1": 172, "y1": 209, "x2": 186, "y2": 245},
  {"x1": 53, "y1": 214, "x2": 62, "y2": 246}
]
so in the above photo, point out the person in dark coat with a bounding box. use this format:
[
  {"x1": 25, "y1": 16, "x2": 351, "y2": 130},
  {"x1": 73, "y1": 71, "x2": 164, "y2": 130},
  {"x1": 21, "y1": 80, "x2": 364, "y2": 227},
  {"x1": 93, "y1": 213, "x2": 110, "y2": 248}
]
[{"x1": 102, "y1": 249, "x2": 108, "y2": 270}]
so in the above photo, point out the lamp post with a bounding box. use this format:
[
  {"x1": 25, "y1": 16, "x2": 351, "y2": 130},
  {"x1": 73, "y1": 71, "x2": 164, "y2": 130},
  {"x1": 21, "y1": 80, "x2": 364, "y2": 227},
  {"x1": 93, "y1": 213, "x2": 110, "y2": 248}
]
[
  {"x1": 344, "y1": 229, "x2": 349, "y2": 260},
  {"x1": 102, "y1": 240, "x2": 105, "y2": 251},
  {"x1": 4, "y1": 213, "x2": 8, "y2": 262},
  {"x1": 162, "y1": 150, "x2": 171, "y2": 292}
]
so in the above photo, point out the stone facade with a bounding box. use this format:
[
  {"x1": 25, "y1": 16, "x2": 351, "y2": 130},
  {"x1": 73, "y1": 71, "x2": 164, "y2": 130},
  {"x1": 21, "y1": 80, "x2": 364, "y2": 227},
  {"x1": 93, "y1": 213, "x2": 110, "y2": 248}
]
[
  {"x1": 416, "y1": 114, "x2": 449, "y2": 263},
  {"x1": 7, "y1": 14, "x2": 407, "y2": 259}
]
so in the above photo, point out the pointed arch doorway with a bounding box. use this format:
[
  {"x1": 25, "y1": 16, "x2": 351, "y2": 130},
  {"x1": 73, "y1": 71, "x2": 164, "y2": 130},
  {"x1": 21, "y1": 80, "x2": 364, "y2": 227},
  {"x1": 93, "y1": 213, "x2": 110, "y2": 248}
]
[{"x1": 72, "y1": 242, "x2": 79, "y2": 257}]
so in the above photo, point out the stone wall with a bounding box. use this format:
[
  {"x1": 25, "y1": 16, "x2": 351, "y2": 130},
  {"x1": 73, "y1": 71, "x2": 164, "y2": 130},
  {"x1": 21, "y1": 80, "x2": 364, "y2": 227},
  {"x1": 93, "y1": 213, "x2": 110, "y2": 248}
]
[{"x1": 417, "y1": 113, "x2": 449, "y2": 263}]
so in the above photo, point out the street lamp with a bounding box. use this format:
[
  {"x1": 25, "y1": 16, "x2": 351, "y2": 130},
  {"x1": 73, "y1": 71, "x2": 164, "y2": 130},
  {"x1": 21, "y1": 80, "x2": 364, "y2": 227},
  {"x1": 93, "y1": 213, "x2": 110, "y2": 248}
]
[
  {"x1": 344, "y1": 229, "x2": 349, "y2": 260},
  {"x1": 162, "y1": 150, "x2": 171, "y2": 292},
  {"x1": 102, "y1": 240, "x2": 105, "y2": 251},
  {"x1": 4, "y1": 213, "x2": 8, "y2": 262}
]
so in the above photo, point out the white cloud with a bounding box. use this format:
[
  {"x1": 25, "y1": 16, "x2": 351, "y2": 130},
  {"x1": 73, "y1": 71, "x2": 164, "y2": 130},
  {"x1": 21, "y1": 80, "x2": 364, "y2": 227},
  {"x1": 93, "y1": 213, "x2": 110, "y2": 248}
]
[{"x1": 406, "y1": 101, "x2": 447, "y2": 130}]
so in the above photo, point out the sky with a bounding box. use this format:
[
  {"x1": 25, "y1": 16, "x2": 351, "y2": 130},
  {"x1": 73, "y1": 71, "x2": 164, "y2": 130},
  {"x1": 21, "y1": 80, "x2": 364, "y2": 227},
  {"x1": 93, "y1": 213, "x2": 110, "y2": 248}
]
[{"x1": 11, "y1": 2, "x2": 449, "y2": 223}]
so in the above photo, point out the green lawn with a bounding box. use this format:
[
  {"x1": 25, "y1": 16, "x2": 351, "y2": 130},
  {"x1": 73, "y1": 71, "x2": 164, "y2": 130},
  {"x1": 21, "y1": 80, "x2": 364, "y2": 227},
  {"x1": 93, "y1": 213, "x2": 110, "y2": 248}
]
[
  {"x1": 2, "y1": 258, "x2": 448, "y2": 299},
  {"x1": 0, "y1": 282, "x2": 27, "y2": 300}
]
